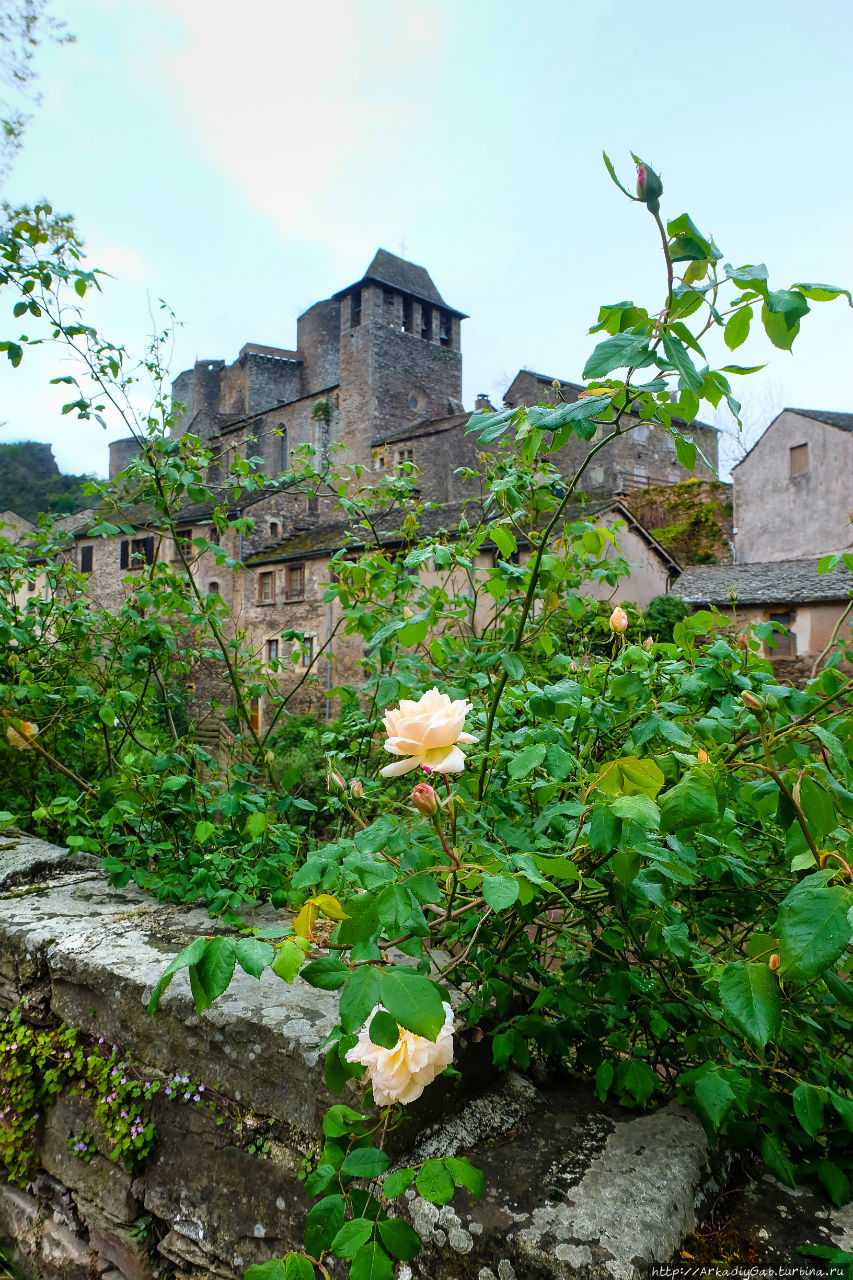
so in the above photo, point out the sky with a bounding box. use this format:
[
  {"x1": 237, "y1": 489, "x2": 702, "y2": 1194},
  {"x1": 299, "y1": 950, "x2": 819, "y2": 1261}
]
[{"x1": 2, "y1": 0, "x2": 853, "y2": 479}]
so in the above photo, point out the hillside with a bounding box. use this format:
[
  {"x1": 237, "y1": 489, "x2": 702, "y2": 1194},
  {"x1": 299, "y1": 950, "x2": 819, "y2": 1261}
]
[{"x1": 0, "y1": 441, "x2": 92, "y2": 523}]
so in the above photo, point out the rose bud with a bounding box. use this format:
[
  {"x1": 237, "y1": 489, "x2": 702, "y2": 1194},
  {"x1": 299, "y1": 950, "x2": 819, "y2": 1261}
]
[
  {"x1": 768, "y1": 954, "x2": 781, "y2": 972},
  {"x1": 740, "y1": 691, "x2": 765, "y2": 713},
  {"x1": 736, "y1": 631, "x2": 750, "y2": 651},
  {"x1": 643, "y1": 636, "x2": 654, "y2": 651},
  {"x1": 327, "y1": 769, "x2": 346, "y2": 792},
  {"x1": 411, "y1": 782, "x2": 439, "y2": 817},
  {"x1": 635, "y1": 158, "x2": 663, "y2": 213},
  {"x1": 350, "y1": 779, "x2": 364, "y2": 799},
  {"x1": 609, "y1": 607, "x2": 629, "y2": 634},
  {"x1": 697, "y1": 749, "x2": 709, "y2": 764}
]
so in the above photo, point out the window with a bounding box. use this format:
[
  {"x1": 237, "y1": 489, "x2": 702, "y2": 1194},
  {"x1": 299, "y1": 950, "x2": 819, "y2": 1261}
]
[
  {"x1": 174, "y1": 527, "x2": 192, "y2": 558},
  {"x1": 80, "y1": 546, "x2": 93, "y2": 574},
  {"x1": 208, "y1": 581, "x2": 220, "y2": 595},
  {"x1": 258, "y1": 571, "x2": 275, "y2": 603},
  {"x1": 634, "y1": 422, "x2": 648, "y2": 444},
  {"x1": 420, "y1": 304, "x2": 433, "y2": 341},
  {"x1": 398, "y1": 448, "x2": 414, "y2": 464},
  {"x1": 351, "y1": 291, "x2": 361, "y2": 327},
  {"x1": 439, "y1": 311, "x2": 452, "y2": 347},
  {"x1": 301, "y1": 635, "x2": 315, "y2": 667},
  {"x1": 769, "y1": 611, "x2": 796, "y2": 657},
  {"x1": 286, "y1": 564, "x2": 305, "y2": 599},
  {"x1": 121, "y1": 537, "x2": 154, "y2": 569},
  {"x1": 27, "y1": 579, "x2": 36, "y2": 592},
  {"x1": 402, "y1": 296, "x2": 413, "y2": 334},
  {"x1": 267, "y1": 638, "x2": 279, "y2": 661},
  {"x1": 790, "y1": 443, "x2": 809, "y2": 477},
  {"x1": 270, "y1": 521, "x2": 279, "y2": 538},
  {"x1": 375, "y1": 454, "x2": 386, "y2": 470},
  {"x1": 279, "y1": 428, "x2": 289, "y2": 472}
]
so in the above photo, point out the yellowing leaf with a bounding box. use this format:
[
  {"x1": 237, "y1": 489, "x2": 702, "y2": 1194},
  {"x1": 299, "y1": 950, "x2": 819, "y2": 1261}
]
[{"x1": 313, "y1": 893, "x2": 350, "y2": 921}]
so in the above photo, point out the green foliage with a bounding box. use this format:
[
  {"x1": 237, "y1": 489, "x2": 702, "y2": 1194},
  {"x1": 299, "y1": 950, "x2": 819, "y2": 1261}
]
[
  {"x1": 5, "y1": 151, "x2": 853, "y2": 1280},
  {"x1": 0, "y1": 441, "x2": 91, "y2": 522},
  {"x1": 644, "y1": 593, "x2": 688, "y2": 642}
]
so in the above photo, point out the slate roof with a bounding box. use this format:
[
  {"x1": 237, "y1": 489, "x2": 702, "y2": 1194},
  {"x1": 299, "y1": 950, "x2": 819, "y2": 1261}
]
[
  {"x1": 675, "y1": 558, "x2": 853, "y2": 606},
  {"x1": 786, "y1": 408, "x2": 853, "y2": 432},
  {"x1": 372, "y1": 411, "x2": 469, "y2": 448},
  {"x1": 333, "y1": 249, "x2": 467, "y2": 317}
]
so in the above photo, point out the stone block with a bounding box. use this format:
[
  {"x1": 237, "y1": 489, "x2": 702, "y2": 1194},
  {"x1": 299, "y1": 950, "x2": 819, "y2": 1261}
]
[
  {"x1": 75, "y1": 1199, "x2": 157, "y2": 1280},
  {"x1": 42, "y1": 1092, "x2": 138, "y2": 1222},
  {"x1": 40, "y1": 1217, "x2": 95, "y2": 1280}
]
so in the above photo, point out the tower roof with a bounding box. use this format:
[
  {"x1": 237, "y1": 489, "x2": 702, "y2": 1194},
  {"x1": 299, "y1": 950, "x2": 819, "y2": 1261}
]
[{"x1": 333, "y1": 248, "x2": 467, "y2": 317}]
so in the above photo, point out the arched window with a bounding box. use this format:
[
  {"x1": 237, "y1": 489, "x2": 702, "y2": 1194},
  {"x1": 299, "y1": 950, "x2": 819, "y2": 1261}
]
[
  {"x1": 208, "y1": 581, "x2": 220, "y2": 595},
  {"x1": 280, "y1": 427, "x2": 289, "y2": 472}
]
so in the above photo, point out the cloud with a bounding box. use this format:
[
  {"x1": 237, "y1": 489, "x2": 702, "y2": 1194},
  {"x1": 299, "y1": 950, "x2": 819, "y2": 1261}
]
[{"x1": 143, "y1": 0, "x2": 448, "y2": 244}]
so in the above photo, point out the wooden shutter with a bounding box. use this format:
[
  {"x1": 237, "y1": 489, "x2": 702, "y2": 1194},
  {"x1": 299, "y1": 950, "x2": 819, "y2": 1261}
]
[
  {"x1": 143, "y1": 537, "x2": 155, "y2": 565},
  {"x1": 120, "y1": 540, "x2": 129, "y2": 569},
  {"x1": 80, "y1": 546, "x2": 93, "y2": 574}
]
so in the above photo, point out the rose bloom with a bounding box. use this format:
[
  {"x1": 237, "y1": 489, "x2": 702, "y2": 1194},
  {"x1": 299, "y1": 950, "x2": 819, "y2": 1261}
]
[
  {"x1": 609, "y1": 606, "x2": 628, "y2": 634},
  {"x1": 6, "y1": 720, "x2": 38, "y2": 750},
  {"x1": 380, "y1": 687, "x2": 477, "y2": 778},
  {"x1": 345, "y1": 1003, "x2": 454, "y2": 1105}
]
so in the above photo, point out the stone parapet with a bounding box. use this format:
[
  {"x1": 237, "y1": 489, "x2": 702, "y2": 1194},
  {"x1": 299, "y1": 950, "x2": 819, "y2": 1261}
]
[{"x1": 1, "y1": 830, "x2": 849, "y2": 1279}]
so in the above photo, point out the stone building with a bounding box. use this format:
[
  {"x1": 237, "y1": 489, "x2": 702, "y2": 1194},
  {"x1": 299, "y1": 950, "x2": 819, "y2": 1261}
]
[
  {"x1": 732, "y1": 408, "x2": 853, "y2": 564},
  {"x1": 5, "y1": 248, "x2": 717, "y2": 730}
]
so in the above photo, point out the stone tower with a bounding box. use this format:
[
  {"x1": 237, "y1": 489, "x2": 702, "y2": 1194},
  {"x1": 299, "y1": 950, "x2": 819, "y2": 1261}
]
[{"x1": 332, "y1": 249, "x2": 466, "y2": 467}]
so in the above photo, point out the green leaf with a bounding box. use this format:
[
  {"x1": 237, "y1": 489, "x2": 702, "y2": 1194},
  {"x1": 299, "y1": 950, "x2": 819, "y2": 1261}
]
[
  {"x1": 147, "y1": 936, "x2": 207, "y2": 1014},
  {"x1": 611, "y1": 793, "x2": 660, "y2": 830},
  {"x1": 491, "y1": 526, "x2": 517, "y2": 558},
  {"x1": 161, "y1": 774, "x2": 189, "y2": 792},
  {"x1": 661, "y1": 333, "x2": 704, "y2": 394},
  {"x1": 245, "y1": 810, "x2": 267, "y2": 838},
  {"x1": 378, "y1": 968, "x2": 446, "y2": 1040},
  {"x1": 444, "y1": 1156, "x2": 484, "y2": 1200},
  {"x1": 245, "y1": 1255, "x2": 314, "y2": 1280},
  {"x1": 300, "y1": 955, "x2": 350, "y2": 990},
  {"x1": 304, "y1": 1194, "x2": 346, "y2": 1257},
  {"x1": 235, "y1": 938, "x2": 275, "y2": 978},
  {"x1": 792, "y1": 1083, "x2": 826, "y2": 1138},
  {"x1": 194, "y1": 820, "x2": 215, "y2": 843},
  {"x1": 777, "y1": 878, "x2": 853, "y2": 980},
  {"x1": 723, "y1": 305, "x2": 752, "y2": 351},
  {"x1": 397, "y1": 617, "x2": 429, "y2": 646},
  {"x1": 719, "y1": 961, "x2": 781, "y2": 1050},
  {"x1": 791, "y1": 281, "x2": 853, "y2": 305},
  {"x1": 192, "y1": 937, "x2": 237, "y2": 1010},
  {"x1": 674, "y1": 435, "x2": 696, "y2": 472},
  {"x1": 341, "y1": 1146, "x2": 391, "y2": 1179},
  {"x1": 761, "y1": 289, "x2": 810, "y2": 351},
  {"x1": 596, "y1": 756, "x2": 665, "y2": 798},
  {"x1": 271, "y1": 938, "x2": 308, "y2": 984},
  {"x1": 659, "y1": 771, "x2": 719, "y2": 833},
  {"x1": 588, "y1": 804, "x2": 620, "y2": 852},
  {"x1": 322, "y1": 1105, "x2": 368, "y2": 1138},
  {"x1": 369, "y1": 1009, "x2": 400, "y2": 1049},
  {"x1": 508, "y1": 743, "x2": 547, "y2": 780},
  {"x1": 499, "y1": 651, "x2": 524, "y2": 680},
  {"x1": 339, "y1": 966, "x2": 382, "y2": 1033},
  {"x1": 760, "y1": 1133, "x2": 795, "y2": 1187},
  {"x1": 799, "y1": 776, "x2": 836, "y2": 839},
  {"x1": 693, "y1": 1071, "x2": 737, "y2": 1135},
  {"x1": 621, "y1": 1058, "x2": 656, "y2": 1106},
  {"x1": 416, "y1": 1159, "x2": 455, "y2": 1205},
  {"x1": 583, "y1": 332, "x2": 654, "y2": 380},
  {"x1": 816, "y1": 1160, "x2": 850, "y2": 1208},
  {"x1": 350, "y1": 1242, "x2": 394, "y2": 1280},
  {"x1": 543, "y1": 742, "x2": 573, "y2": 781},
  {"x1": 378, "y1": 1217, "x2": 421, "y2": 1261},
  {"x1": 481, "y1": 873, "x2": 520, "y2": 913},
  {"x1": 382, "y1": 1167, "x2": 416, "y2": 1198},
  {"x1": 330, "y1": 1218, "x2": 374, "y2": 1259}
]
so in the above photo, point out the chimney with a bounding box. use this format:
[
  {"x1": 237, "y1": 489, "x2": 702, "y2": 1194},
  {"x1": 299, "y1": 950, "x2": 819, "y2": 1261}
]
[{"x1": 475, "y1": 394, "x2": 495, "y2": 413}]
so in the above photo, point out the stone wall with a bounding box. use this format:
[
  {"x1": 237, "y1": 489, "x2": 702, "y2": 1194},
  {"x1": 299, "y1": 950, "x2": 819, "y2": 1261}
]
[{"x1": 2, "y1": 831, "x2": 851, "y2": 1280}]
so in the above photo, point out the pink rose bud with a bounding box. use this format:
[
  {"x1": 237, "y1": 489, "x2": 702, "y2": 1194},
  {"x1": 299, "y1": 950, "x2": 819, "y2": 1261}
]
[
  {"x1": 609, "y1": 607, "x2": 628, "y2": 634},
  {"x1": 740, "y1": 691, "x2": 765, "y2": 713},
  {"x1": 350, "y1": 779, "x2": 364, "y2": 799},
  {"x1": 411, "y1": 782, "x2": 439, "y2": 817},
  {"x1": 635, "y1": 158, "x2": 663, "y2": 213},
  {"x1": 327, "y1": 769, "x2": 346, "y2": 792},
  {"x1": 768, "y1": 954, "x2": 781, "y2": 972},
  {"x1": 736, "y1": 631, "x2": 750, "y2": 651}
]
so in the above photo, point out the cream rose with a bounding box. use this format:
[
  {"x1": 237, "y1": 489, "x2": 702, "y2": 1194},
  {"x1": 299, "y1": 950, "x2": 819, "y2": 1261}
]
[
  {"x1": 345, "y1": 1003, "x2": 454, "y2": 1105},
  {"x1": 609, "y1": 606, "x2": 628, "y2": 634},
  {"x1": 6, "y1": 720, "x2": 38, "y2": 750},
  {"x1": 380, "y1": 687, "x2": 477, "y2": 778}
]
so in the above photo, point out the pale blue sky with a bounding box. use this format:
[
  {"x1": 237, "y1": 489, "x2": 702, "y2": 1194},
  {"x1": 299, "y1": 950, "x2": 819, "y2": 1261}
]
[{"x1": 3, "y1": 0, "x2": 853, "y2": 477}]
